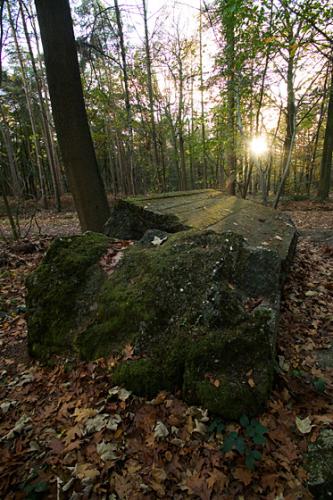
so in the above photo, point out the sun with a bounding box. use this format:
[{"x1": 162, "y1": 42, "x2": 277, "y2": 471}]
[{"x1": 250, "y1": 136, "x2": 268, "y2": 156}]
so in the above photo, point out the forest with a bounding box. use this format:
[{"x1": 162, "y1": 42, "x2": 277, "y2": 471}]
[
  {"x1": 0, "y1": 0, "x2": 332, "y2": 225},
  {"x1": 0, "y1": 0, "x2": 333, "y2": 498}
]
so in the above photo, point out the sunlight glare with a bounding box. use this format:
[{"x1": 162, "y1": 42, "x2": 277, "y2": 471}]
[{"x1": 250, "y1": 136, "x2": 268, "y2": 156}]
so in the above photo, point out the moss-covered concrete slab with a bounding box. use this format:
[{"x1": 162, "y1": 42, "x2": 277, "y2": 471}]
[
  {"x1": 105, "y1": 190, "x2": 297, "y2": 269},
  {"x1": 27, "y1": 190, "x2": 297, "y2": 419}
]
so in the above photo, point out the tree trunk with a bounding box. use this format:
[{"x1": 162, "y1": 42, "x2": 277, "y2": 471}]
[
  {"x1": 7, "y1": 1, "x2": 47, "y2": 207},
  {"x1": 35, "y1": 0, "x2": 110, "y2": 232},
  {"x1": 318, "y1": 60, "x2": 333, "y2": 200},
  {"x1": 274, "y1": 126, "x2": 296, "y2": 209},
  {"x1": 142, "y1": 0, "x2": 161, "y2": 189},
  {"x1": 199, "y1": 1, "x2": 208, "y2": 188},
  {"x1": 225, "y1": 7, "x2": 236, "y2": 195},
  {"x1": 281, "y1": 43, "x2": 296, "y2": 194},
  {"x1": 0, "y1": 108, "x2": 21, "y2": 198},
  {"x1": 114, "y1": 0, "x2": 135, "y2": 194},
  {"x1": 19, "y1": 0, "x2": 62, "y2": 211},
  {"x1": 177, "y1": 59, "x2": 187, "y2": 191}
]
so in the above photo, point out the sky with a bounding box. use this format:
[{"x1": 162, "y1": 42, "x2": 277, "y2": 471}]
[{"x1": 100, "y1": 0, "x2": 210, "y2": 43}]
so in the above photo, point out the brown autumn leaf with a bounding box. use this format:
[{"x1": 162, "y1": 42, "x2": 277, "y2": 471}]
[
  {"x1": 63, "y1": 439, "x2": 81, "y2": 453},
  {"x1": 75, "y1": 463, "x2": 100, "y2": 481},
  {"x1": 233, "y1": 467, "x2": 253, "y2": 486},
  {"x1": 64, "y1": 425, "x2": 82, "y2": 446},
  {"x1": 186, "y1": 471, "x2": 211, "y2": 500},
  {"x1": 261, "y1": 473, "x2": 280, "y2": 491},
  {"x1": 73, "y1": 407, "x2": 97, "y2": 423},
  {"x1": 48, "y1": 438, "x2": 64, "y2": 454},
  {"x1": 126, "y1": 459, "x2": 142, "y2": 474},
  {"x1": 207, "y1": 468, "x2": 228, "y2": 493},
  {"x1": 112, "y1": 472, "x2": 136, "y2": 498},
  {"x1": 122, "y1": 343, "x2": 135, "y2": 360},
  {"x1": 150, "y1": 466, "x2": 167, "y2": 496},
  {"x1": 248, "y1": 377, "x2": 256, "y2": 388}
]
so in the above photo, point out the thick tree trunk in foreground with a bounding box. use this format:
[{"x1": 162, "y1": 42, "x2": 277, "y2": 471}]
[{"x1": 35, "y1": 0, "x2": 109, "y2": 232}]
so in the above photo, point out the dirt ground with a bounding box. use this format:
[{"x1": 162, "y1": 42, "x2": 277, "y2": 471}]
[{"x1": 0, "y1": 199, "x2": 332, "y2": 499}]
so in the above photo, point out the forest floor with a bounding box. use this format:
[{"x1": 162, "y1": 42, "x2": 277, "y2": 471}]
[{"x1": 0, "y1": 199, "x2": 332, "y2": 499}]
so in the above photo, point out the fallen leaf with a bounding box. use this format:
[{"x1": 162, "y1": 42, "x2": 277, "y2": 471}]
[
  {"x1": 151, "y1": 466, "x2": 167, "y2": 483},
  {"x1": 74, "y1": 463, "x2": 100, "y2": 481},
  {"x1": 108, "y1": 386, "x2": 131, "y2": 401},
  {"x1": 233, "y1": 467, "x2": 253, "y2": 486},
  {"x1": 0, "y1": 400, "x2": 18, "y2": 414},
  {"x1": 295, "y1": 416, "x2": 314, "y2": 434},
  {"x1": 152, "y1": 236, "x2": 168, "y2": 246},
  {"x1": 85, "y1": 414, "x2": 121, "y2": 434},
  {"x1": 2, "y1": 415, "x2": 31, "y2": 440},
  {"x1": 207, "y1": 468, "x2": 228, "y2": 492},
  {"x1": 97, "y1": 441, "x2": 121, "y2": 462},
  {"x1": 248, "y1": 377, "x2": 256, "y2": 388},
  {"x1": 123, "y1": 344, "x2": 134, "y2": 360},
  {"x1": 278, "y1": 355, "x2": 290, "y2": 372},
  {"x1": 192, "y1": 419, "x2": 207, "y2": 435},
  {"x1": 154, "y1": 421, "x2": 169, "y2": 439},
  {"x1": 261, "y1": 473, "x2": 280, "y2": 491},
  {"x1": 64, "y1": 425, "x2": 82, "y2": 445},
  {"x1": 73, "y1": 407, "x2": 97, "y2": 422}
]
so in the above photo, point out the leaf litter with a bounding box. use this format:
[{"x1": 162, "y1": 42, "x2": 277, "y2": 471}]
[{"x1": 0, "y1": 202, "x2": 332, "y2": 498}]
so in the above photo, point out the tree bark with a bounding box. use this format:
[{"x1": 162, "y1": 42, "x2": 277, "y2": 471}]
[
  {"x1": 35, "y1": 0, "x2": 109, "y2": 232},
  {"x1": 318, "y1": 59, "x2": 333, "y2": 200},
  {"x1": 199, "y1": 1, "x2": 208, "y2": 188},
  {"x1": 142, "y1": 0, "x2": 162, "y2": 189},
  {"x1": 114, "y1": 0, "x2": 135, "y2": 194},
  {"x1": 225, "y1": 11, "x2": 236, "y2": 195},
  {"x1": 7, "y1": 1, "x2": 47, "y2": 206},
  {"x1": 19, "y1": 0, "x2": 61, "y2": 211}
]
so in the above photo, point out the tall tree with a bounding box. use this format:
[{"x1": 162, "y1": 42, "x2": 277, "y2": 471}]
[
  {"x1": 34, "y1": 0, "x2": 109, "y2": 232},
  {"x1": 114, "y1": 0, "x2": 135, "y2": 194},
  {"x1": 221, "y1": 0, "x2": 237, "y2": 195},
  {"x1": 142, "y1": 0, "x2": 162, "y2": 189},
  {"x1": 318, "y1": 58, "x2": 333, "y2": 200}
]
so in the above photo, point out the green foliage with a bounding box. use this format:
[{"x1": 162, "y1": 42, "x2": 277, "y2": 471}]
[
  {"x1": 222, "y1": 431, "x2": 246, "y2": 454},
  {"x1": 20, "y1": 469, "x2": 49, "y2": 500},
  {"x1": 220, "y1": 415, "x2": 268, "y2": 470},
  {"x1": 208, "y1": 417, "x2": 225, "y2": 434},
  {"x1": 23, "y1": 481, "x2": 49, "y2": 499},
  {"x1": 245, "y1": 449, "x2": 262, "y2": 470},
  {"x1": 312, "y1": 378, "x2": 326, "y2": 393},
  {"x1": 241, "y1": 415, "x2": 267, "y2": 445},
  {"x1": 290, "y1": 369, "x2": 306, "y2": 378}
]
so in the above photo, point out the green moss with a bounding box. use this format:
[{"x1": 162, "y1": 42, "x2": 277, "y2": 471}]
[
  {"x1": 112, "y1": 336, "x2": 186, "y2": 396},
  {"x1": 27, "y1": 229, "x2": 277, "y2": 418},
  {"x1": 112, "y1": 359, "x2": 161, "y2": 397},
  {"x1": 182, "y1": 313, "x2": 274, "y2": 417},
  {"x1": 26, "y1": 232, "x2": 110, "y2": 358},
  {"x1": 78, "y1": 231, "x2": 246, "y2": 359}
]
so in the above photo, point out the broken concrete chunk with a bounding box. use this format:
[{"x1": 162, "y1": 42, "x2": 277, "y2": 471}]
[{"x1": 26, "y1": 190, "x2": 297, "y2": 419}]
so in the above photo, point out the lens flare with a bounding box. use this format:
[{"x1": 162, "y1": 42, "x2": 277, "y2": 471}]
[{"x1": 250, "y1": 136, "x2": 268, "y2": 156}]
